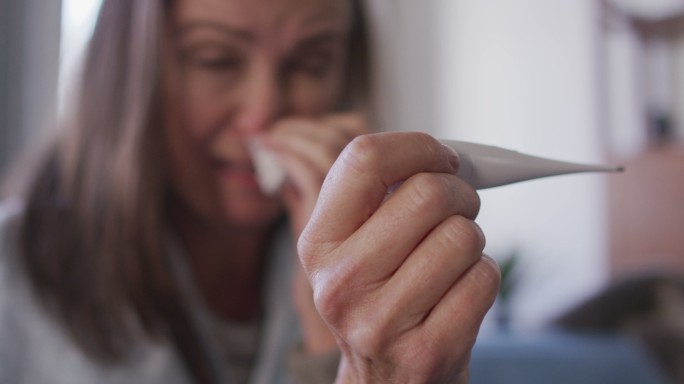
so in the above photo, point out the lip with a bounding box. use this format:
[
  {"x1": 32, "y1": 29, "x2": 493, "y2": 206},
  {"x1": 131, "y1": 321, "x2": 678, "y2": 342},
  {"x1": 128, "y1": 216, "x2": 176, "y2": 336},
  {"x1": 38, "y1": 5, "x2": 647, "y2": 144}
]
[{"x1": 212, "y1": 158, "x2": 260, "y2": 189}]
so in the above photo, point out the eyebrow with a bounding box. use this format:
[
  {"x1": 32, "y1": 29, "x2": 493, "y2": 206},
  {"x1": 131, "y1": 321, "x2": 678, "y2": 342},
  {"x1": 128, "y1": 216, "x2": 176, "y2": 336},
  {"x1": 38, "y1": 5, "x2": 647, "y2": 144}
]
[
  {"x1": 175, "y1": 21, "x2": 255, "y2": 42},
  {"x1": 175, "y1": 20, "x2": 345, "y2": 50},
  {"x1": 293, "y1": 31, "x2": 344, "y2": 50}
]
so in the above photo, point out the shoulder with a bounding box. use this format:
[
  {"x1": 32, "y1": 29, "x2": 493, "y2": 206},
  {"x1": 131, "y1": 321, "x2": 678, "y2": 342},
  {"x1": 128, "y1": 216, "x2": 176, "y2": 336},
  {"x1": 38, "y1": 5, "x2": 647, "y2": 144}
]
[
  {"x1": 0, "y1": 200, "x2": 191, "y2": 383},
  {"x1": 0, "y1": 199, "x2": 60, "y2": 381},
  {"x1": 0, "y1": 199, "x2": 51, "y2": 380}
]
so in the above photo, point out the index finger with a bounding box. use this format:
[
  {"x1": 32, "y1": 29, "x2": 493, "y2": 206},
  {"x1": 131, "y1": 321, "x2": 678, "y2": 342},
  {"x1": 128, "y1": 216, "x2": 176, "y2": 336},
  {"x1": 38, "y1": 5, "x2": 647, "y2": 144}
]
[{"x1": 299, "y1": 131, "x2": 460, "y2": 254}]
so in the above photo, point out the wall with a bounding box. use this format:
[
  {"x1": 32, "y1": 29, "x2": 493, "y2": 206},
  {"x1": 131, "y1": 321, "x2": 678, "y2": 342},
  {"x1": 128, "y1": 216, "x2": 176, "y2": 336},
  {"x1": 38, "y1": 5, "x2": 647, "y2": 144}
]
[
  {"x1": 367, "y1": 0, "x2": 611, "y2": 331},
  {"x1": 0, "y1": 0, "x2": 62, "y2": 177},
  {"x1": 366, "y1": 1, "x2": 441, "y2": 134},
  {"x1": 437, "y1": 0, "x2": 610, "y2": 331}
]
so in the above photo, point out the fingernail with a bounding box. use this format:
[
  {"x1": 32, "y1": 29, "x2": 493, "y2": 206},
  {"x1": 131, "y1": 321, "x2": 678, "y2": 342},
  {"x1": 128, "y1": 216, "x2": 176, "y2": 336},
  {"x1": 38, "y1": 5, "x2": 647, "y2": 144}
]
[{"x1": 442, "y1": 143, "x2": 460, "y2": 170}]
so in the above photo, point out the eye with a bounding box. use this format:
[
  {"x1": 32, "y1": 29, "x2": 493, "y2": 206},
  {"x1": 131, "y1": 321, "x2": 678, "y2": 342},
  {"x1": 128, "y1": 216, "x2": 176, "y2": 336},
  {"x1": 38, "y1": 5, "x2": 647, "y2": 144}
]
[
  {"x1": 287, "y1": 51, "x2": 335, "y2": 77},
  {"x1": 193, "y1": 52, "x2": 244, "y2": 72},
  {"x1": 180, "y1": 43, "x2": 245, "y2": 74}
]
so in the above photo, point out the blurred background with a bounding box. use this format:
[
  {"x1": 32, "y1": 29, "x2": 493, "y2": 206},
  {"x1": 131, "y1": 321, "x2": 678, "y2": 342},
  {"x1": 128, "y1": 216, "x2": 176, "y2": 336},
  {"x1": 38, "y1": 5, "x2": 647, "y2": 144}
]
[{"x1": 1, "y1": 0, "x2": 682, "y2": 382}]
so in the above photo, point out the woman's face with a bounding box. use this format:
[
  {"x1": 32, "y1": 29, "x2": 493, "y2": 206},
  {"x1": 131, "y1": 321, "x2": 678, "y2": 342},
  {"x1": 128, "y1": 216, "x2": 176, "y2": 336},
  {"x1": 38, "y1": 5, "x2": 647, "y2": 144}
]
[{"x1": 162, "y1": 0, "x2": 351, "y2": 229}]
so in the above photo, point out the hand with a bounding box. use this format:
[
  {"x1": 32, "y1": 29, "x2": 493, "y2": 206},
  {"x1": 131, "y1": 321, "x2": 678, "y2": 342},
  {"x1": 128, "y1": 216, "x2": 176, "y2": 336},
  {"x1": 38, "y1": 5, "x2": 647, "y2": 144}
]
[
  {"x1": 261, "y1": 112, "x2": 368, "y2": 354},
  {"x1": 263, "y1": 112, "x2": 368, "y2": 237},
  {"x1": 298, "y1": 131, "x2": 500, "y2": 383}
]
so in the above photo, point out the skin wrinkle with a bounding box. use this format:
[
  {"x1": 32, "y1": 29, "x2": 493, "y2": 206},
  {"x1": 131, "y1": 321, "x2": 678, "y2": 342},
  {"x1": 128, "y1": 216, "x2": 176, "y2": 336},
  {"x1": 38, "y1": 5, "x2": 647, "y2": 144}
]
[
  {"x1": 160, "y1": 1, "x2": 367, "y2": 350},
  {"x1": 336, "y1": 136, "x2": 389, "y2": 184},
  {"x1": 438, "y1": 216, "x2": 485, "y2": 257},
  {"x1": 303, "y1": 135, "x2": 478, "y2": 291},
  {"x1": 310, "y1": 248, "x2": 370, "y2": 321},
  {"x1": 382, "y1": 218, "x2": 485, "y2": 332},
  {"x1": 423, "y1": 259, "x2": 499, "y2": 362},
  {"x1": 402, "y1": 174, "x2": 458, "y2": 220},
  {"x1": 343, "y1": 175, "x2": 478, "y2": 283},
  {"x1": 15, "y1": 2, "x2": 462, "y2": 383},
  {"x1": 467, "y1": 256, "x2": 502, "y2": 291},
  {"x1": 303, "y1": 133, "x2": 464, "y2": 257},
  {"x1": 164, "y1": 0, "x2": 350, "y2": 227},
  {"x1": 302, "y1": 129, "x2": 494, "y2": 379},
  {"x1": 299, "y1": 150, "x2": 385, "y2": 248},
  {"x1": 172, "y1": 0, "x2": 350, "y2": 56},
  {"x1": 318, "y1": 195, "x2": 484, "y2": 380},
  {"x1": 144, "y1": 1, "x2": 502, "y2": 377}
]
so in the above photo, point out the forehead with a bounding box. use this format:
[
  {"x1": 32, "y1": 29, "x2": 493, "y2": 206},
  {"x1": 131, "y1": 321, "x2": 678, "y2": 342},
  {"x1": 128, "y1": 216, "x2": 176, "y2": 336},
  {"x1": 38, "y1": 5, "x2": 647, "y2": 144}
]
[{"x1": 169, "y1": 0, "x2": 351, "y2": 37}]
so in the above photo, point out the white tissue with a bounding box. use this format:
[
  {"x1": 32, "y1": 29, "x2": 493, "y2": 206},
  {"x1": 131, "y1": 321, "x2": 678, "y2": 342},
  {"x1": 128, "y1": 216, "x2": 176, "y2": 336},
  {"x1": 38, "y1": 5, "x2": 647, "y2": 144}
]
[{"x1": 248, "y1": 139, "x2": 286, "y2": 195}]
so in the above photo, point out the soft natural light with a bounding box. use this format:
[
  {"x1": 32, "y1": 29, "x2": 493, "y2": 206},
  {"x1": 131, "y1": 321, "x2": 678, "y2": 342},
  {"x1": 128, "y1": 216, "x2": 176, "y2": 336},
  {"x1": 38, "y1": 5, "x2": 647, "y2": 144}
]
[{"x1": 58, "y1": 0, "x2": 103, "y2": 110}]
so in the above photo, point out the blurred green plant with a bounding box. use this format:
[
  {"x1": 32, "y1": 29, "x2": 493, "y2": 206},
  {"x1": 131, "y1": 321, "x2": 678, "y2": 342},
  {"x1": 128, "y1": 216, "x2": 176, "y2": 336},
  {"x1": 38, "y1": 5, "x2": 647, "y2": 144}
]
[
  {"x1": 499, "y1": 250, "x2": 520, "y2": 302},
  {"x1": 496, "y1": 249, "x2": 521, "y2": 332}
]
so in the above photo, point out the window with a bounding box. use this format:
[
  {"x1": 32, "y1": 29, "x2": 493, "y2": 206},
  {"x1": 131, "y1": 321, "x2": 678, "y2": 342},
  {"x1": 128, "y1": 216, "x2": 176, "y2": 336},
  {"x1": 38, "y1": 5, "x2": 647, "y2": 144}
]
[{"x1": 58, "y1": 0, "x2": 103, "y2": 111}]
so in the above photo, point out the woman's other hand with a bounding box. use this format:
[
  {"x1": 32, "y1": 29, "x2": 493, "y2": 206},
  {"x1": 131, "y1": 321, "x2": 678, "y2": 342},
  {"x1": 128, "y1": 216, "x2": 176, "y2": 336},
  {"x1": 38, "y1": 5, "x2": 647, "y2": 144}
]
[
  {"x1": 263, "y1": 112, "x2": 367, "y2": 238},
  {"x1": 260, "y1": 112, "x2": 367, "y2": 355},
  {"x1": 298, "y1": 131, "x2": 500, "y2": 383}
]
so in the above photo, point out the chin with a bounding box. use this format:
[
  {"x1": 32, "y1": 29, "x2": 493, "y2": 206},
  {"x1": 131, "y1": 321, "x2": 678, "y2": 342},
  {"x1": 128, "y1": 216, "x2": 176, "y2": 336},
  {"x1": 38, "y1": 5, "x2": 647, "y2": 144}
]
[{"x1": 220, "y1": 198, "x2": 283, "y2": 229}]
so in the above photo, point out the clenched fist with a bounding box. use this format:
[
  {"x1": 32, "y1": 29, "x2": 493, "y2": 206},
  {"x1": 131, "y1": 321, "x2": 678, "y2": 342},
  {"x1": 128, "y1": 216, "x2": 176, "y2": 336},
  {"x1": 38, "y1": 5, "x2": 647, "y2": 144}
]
[{"x1": 298, "y1": 131, "x2": 500, "y2": 383}]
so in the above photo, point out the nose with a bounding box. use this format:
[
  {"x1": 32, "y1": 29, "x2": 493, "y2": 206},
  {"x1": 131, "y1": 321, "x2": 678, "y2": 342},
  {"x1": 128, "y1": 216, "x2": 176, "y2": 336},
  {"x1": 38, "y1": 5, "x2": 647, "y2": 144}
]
[{"x1": 235, "y1": 62, "x2": 283, "y2": 134}]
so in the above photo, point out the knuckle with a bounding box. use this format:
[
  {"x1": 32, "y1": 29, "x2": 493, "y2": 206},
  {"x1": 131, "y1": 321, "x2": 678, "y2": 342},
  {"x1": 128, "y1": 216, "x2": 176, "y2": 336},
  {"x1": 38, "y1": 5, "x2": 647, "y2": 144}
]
[
  {"x1": 442, "y1": 216, "x2": 486, "y2": 255},
  {"x1": 311, "y1": 266, "x2": 390, "y2": 357},
  {"x1": 310, "y1": 263, "x2": 357, "y2": 325},
  {"x1": 405, "y1": 173, "x2": 450, "y2": 213},
  {"x1": 312, "y1": 281, "x2": 339, "y2": 321},
  {"x1": 412, "y1": 131, "x2": 438, "y2": 148},
  {"x1": 315, "y1": 293, "x2": 389, "y2": 357},
  {"x1": 296, "y1": 231, "x2": 340, "y2": 277},
  {"x1": 453, "y1": 178, "x2": 481, "y2": 219},
  {"x1": 403, "y1": 173, "x2": 481, "y2": 220},
  {"x1": 414, "y1": 132, "x2": 445, "y2": 161},
  {"x1": 340, "y1": 134, "x2": 383, "y2": 174},
  {"x1": 312, "y1": 273, "x2": 346, "y2": 324},
  {"x1": 345, "y1": 320, "x2": 386, "y2": 357},
  {"x1": 473, "y1": 256, "x2": 502, "y2": 296},
  {"x1": 296, "y1": 230, "x2": 320, "y2": 268},
  {"x1": 466, "y1": 186, "x2": 482, "y2": 217}
]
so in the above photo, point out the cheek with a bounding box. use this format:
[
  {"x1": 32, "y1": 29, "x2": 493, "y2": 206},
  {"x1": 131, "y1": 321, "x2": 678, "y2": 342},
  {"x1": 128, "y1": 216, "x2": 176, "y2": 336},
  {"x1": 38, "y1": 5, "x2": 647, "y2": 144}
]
[
  {"x1": 162, "y1": 68, "x2": 283, "y2": 225},
  {"x1": 162, "y1": 49, "x2": 235, "y2": 142},
  {"x1": 171, "y1": 85, "x2": 226, "y2": 140},
  {"x1": 162, "y1": 70, "x2": 223, "y2": 216},
  {"x1": 163, "y1": 57, "x2": 234, "y2": 175},
  {"x1": 164, "y1": 80, "x2": 201, "y2": 173},
  {"x1": 163, "y1": 107, "x2": 215, "y2": 216},
  {"x1": 287, "y1": 70, "x2": 345, "y2": 113}
]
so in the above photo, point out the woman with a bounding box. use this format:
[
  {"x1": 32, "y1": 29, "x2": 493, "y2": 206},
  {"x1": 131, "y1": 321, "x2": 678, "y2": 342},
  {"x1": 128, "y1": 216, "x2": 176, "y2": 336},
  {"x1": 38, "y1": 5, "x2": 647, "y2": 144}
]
[{"x1": 0, "y1": 0, "x2": 499, "y2": 383}]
